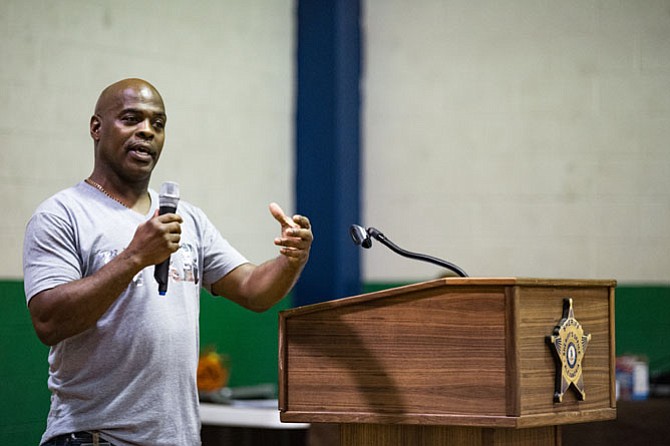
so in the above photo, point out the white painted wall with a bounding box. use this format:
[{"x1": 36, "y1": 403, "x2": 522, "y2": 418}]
[
  {"x1": 0, "y1": 0, "x2": 295, "y2": 278},
  {"x1": 362, "y1": 0, "x2": 670, "y2": 284}
]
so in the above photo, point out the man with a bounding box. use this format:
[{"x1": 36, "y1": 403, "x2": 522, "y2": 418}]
[{"x1": 23, "y1": 78, "x2": 313, "y2": 446}]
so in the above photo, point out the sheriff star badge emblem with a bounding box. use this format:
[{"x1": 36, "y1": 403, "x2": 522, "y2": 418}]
[{"x1": 547, "y1": 298, "x2": 591, "y2": 403}]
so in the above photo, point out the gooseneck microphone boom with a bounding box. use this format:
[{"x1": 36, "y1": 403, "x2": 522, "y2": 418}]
[
  {"x1": 154, "y1": 181, "x2": 180, "y2": 295},
  {"x1": 349, "y1": 224, "x2": 468, "y2": 278}
]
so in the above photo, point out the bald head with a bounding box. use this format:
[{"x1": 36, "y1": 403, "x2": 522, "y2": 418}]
[{"x1": 95, "y1": 78, "x2": 165, "y2": 116}]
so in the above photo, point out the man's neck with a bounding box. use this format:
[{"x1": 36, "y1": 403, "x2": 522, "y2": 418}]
[{"x1": 87, "y1": 173, "x2": 153, "y2": 214}]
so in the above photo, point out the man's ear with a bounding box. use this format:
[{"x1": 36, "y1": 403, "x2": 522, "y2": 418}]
[{"x1": 90, "y1": 115, "x2": 101, "y2": 141}]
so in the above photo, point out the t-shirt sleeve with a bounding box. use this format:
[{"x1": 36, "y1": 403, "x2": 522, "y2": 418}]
[
  {"x1": 23, "y1": 210, "x2": 83, "y2": 304},
  {"x1": 196, "y1": 210, "x2": 249, "y2": 292}
]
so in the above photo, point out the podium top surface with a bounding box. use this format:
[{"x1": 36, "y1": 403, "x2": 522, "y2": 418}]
[{"x1": 282, "y1": 277, "x2": 617, "y2": 318}]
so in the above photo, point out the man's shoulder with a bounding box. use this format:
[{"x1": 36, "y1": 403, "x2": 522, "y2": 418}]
[{"x1": 33, "y1": 182, "x2": 89, "y2": 215}]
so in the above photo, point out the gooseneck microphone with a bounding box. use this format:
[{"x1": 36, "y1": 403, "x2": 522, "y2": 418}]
[
  {"x1": 349, "y1": 224, "x2": 468, "y2": 278},
  {"x1": 154, "y1": 181, "x2": 180, "y2": 295}
]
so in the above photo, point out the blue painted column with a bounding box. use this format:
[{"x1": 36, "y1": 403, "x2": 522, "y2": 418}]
[{"x1": 294, "y1": 0, "x2": 362, "y2": 306}]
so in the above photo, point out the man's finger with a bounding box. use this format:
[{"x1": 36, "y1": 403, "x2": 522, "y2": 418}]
[
  {"x1": 269, "y1": 202, "x2": 298, "y2": 228},
  {"x1": 292, "y1": 214, "x2": 311, "y2": 230}
]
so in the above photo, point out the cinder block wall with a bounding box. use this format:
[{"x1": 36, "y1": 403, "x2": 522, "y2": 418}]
[
  {"x1": 363, "y1": 1, "x2": 670, "y2": 284},
  {"x1": 0, "y1": 0, "x2": 295, "y2": 278}
]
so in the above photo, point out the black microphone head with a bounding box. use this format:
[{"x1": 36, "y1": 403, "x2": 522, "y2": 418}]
[{"x1": 349, "y1": 224, "x2": 372, "y2": 249}]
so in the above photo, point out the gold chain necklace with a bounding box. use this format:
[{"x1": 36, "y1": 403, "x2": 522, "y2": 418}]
[{"x1": 84, "y1": 177, "x2": 131, "y2": 208}]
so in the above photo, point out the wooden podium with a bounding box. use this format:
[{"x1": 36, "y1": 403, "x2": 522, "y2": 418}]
[{"x1": 278, "y1": 277, "x2": 616, "y2": 445}]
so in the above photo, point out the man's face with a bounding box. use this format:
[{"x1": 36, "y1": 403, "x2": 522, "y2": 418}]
[{"x1": 91, "y1": 82, "x2": 167, "y2": 182}]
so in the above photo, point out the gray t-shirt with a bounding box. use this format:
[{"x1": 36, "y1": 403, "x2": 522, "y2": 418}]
[{"x1": 23, "y1": 181, "x2": 248, "y2": 446}]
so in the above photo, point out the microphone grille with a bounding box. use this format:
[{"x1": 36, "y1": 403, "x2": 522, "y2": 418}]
[{"x1": 159, "y1": 181, "x2": 180, "y2": 199}]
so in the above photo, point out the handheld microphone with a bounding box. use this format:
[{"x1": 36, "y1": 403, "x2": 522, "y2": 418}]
[
  {"x1": 154, "y1": 181, "x2": 180, "y2": 295},
  {"x1": 349, "y1": 224, "x2": 468, "y2": 277}
]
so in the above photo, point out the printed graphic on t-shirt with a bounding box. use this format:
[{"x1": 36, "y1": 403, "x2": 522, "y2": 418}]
[{"x1": 94, "y1": 243, "x2": 200, "y2": 288}]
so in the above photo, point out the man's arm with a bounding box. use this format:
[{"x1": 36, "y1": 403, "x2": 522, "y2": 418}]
[
  {"x1": 211, "y1": 203, "x2": 312, "y2": 312},
  {"x1": 28, "y1": 212, "x2": 183, "y2": 346}
]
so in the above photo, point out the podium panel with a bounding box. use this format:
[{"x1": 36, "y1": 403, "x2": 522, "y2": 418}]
[{"x1": 278, "y1": 278, "x2": 616, "y2": 444}]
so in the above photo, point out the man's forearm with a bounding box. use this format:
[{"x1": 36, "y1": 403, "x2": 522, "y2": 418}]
[
  {"x1": 246, "y1": 255, "x2": 305, "y2": 310},
  {"x1": 29, "y1": 249, "x2": 144, "y2": 346},
  {"x1": 215, "y1": 255, "x2": 306, "y2": 313}
]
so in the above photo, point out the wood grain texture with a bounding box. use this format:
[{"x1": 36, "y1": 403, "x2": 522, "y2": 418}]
[
  {"x1": 279, "y1": 278, "x2": 616, "y2": 430},
  {"x1": 515, "y1": 285, "x2": 613, "y2": 417}
]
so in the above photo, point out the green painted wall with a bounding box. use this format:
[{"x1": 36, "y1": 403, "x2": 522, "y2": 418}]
[
  {"x1": 199, "y1": 290, "x2": 292, "y2": 388},
  {"x1": 0, "y1": 280, "x2": 50, "y2": 445},
  {"x1": 614, "y1": 285, "x2": 670, "y2": 373},
  {"x1": 1, "y1": 280, "x2": 668, "y2": 444}
]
